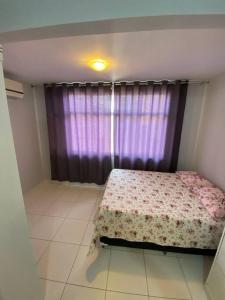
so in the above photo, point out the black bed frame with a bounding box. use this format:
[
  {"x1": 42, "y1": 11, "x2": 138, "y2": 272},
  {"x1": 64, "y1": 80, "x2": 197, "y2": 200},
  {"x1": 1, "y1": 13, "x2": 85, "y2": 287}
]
[{"x1": 100, "y1": 236, "x2": 217, "y2": 256}]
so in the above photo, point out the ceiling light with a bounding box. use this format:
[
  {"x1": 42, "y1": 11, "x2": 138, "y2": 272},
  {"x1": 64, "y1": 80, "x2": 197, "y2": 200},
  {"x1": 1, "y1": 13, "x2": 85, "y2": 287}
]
[{"x1": 89, "y1": 59, "x2": 107, "y2": 71}]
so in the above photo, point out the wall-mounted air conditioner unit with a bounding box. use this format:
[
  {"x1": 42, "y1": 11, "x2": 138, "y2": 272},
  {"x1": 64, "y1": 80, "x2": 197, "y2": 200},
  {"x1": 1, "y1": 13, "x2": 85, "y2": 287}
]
[{"x1": 5, "y1": 78, "x2": 24, "y2": 99}]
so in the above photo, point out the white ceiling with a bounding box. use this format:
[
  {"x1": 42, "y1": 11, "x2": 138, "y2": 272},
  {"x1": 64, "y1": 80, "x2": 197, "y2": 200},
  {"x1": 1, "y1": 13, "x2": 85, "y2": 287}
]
[{"x1": 3, "y1": 29, "x2": 225, "y2": 83}]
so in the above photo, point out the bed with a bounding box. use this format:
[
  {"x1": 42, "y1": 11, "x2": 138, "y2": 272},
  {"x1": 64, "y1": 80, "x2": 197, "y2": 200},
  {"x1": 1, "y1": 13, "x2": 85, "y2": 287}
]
[{"x1": 94, "y1": 169, "x2": 225, "y2": 254}]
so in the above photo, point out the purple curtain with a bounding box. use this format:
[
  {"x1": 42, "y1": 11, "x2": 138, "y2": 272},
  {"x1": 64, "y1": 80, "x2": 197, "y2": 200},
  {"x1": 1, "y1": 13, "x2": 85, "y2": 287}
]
[
  {"x1": 113, "y1": 81, "x2": 187, "y2": 172},
  {"x1": 45, "y1": 83, "x2": 112, "y2": 184}
]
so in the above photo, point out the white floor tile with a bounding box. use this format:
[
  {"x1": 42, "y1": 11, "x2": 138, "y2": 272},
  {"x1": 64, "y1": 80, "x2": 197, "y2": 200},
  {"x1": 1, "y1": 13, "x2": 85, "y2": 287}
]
[
  {"x1": 107, "y1": 250, "x2": 148, "y2": 295},
  {"x1": 179, "y1": 256, "x2": 208, "y2": 300},
  {"x1": 81, "y1": 221, "x2": 96, "y2": 246},
  {"x1": 203, "y1": 256, "x2": 214, "y2": 281},
  {"x1": 90, "y1": 204, "x2": 100, "y2": 221},
  {"x1": 25, "y1": 183, "x2": 62, "y2": 214},
  {"x1": 106, "y1": 291, "x2": 148, "y2": 300},
  {"x1": 41, "y1": 279, "x2": 65, "y2": 300},
  {"x1": 143, "y1": 249, "x2": 164, "y2": 256},
  {"x1": 80, "y1": 189, "x2": 99, "y2": 202},
  {"x1": 25, "y1": 198, "x2": 55, "y2": 215},
  {"x1": 205, "y1": 261, "x2": 225, "y2": 300},
  {"x1": 53, "y1": 219, "x2": 88, "y2": 244},
  {"x1": 38, "y1": 242, "x2": 79, "y2": 282},
  {"x1": 44, "y1": 200, "x2": 74, "y2": 217},
  {"x1": 31, "y1": 239, "x2": 49, "y2": 262},
  {"x1": 149, "y1": 297, "x2": 179, "y2": 300},
  {"x1": 30, "y1": 216, "x2": 64, "y2": 240},
  {"x1": 98, "y1": 189, "x2": 105, "y2": 199},
  {"x1": 145, "y1": 254, "x2": 191, "y2": 299},
  {"x1": 110, "y1": 246, "x2": 143, "y2": 253},
  {"x1": 60, "y1": 187, "x2": 84, "y2": 202},
  {"x1": 25, "y1": 183, "x2": 211, "y2": 300},
  {"x1": 67, "y1": 200, "x2": 96, "y2": 220},
  {"x1": 143, "y1": 249, "x2": 177, "y2": 257},
  {"x1": 61, "y1": 284, "x2": 105, "y2": 300},
  {"x1": 27, "y1": 214, "x2": 41, "y2": 230},
  {"x1": 176, "y1": 252, "x2": 200, "y2": 259},
  {"x1": 68, "y1": 246, "x2": 110, "y2": 289}
]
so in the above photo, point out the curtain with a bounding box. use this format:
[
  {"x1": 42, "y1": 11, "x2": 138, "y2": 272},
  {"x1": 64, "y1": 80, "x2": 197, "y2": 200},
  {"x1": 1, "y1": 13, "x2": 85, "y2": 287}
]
[
  {"x1": 113, "y1": 81, "x2": 188, "y2": 172},
  {"x1": 45, "y1": 83, "x2": 112, "y2": 185}
]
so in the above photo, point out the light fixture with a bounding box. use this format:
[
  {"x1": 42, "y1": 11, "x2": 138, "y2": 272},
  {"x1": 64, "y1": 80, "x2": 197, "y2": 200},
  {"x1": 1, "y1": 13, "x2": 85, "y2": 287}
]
[{"x1": 89, "y1": 59, "x2": 107, "y2": 72}]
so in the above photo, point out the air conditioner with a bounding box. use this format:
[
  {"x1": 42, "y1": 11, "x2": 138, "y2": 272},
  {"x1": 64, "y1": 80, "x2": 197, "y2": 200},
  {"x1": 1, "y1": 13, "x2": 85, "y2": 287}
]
[{"x1": 5, "y1": 78, "x2": 24, "y2": 99}]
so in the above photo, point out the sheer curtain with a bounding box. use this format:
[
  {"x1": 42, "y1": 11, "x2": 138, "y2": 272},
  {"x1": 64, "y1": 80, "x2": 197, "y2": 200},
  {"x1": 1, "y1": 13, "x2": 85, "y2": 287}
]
[
  {"x1": 113, "y1": 81, "x2": 187, "y2": 172},
  {"x1": 45, "y1": 83, "x2": 112, "y2": 184}
]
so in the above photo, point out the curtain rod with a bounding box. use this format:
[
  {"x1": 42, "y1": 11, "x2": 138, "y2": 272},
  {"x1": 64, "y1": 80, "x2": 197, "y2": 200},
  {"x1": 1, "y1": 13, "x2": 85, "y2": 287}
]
[{"x1": 45, "y1": 79, "x2": 208, "y2": 87}]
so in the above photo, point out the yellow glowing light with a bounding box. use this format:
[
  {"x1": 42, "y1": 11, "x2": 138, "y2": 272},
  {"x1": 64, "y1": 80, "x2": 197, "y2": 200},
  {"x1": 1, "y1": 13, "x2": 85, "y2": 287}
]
[{"x1": 89, "y1": 59, "x2": 107, "y2": 71}]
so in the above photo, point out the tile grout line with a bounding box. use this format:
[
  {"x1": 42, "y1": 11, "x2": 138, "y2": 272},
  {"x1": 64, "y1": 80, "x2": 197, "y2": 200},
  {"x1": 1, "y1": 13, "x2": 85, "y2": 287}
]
[
  {"x1": 30, "y1": 209, "x2": 95, "y2": 242},
  {"x1": 50, "y1": 216, "x2": 68, "y2": 242},
  {"x1": 177, "y1": 257, "x2": 193, "y2": 300},
  {"x1": 65, "y1": 282, "x2": 106, "y2": 291},
  {"x1": 106, "y1": 288, "x2": 149, "y2": 297},
  {"x1": 143, "y1": 251, "x2": 150, "y2": 297},
  {"x1": 31, "y1": 237, "x2": 81, "y2": 245},
  {"x1": 104, "y1": 247, "x2": 112, "y2": 300},
  {"x1": 40, "y1": 278, "x2": 185, "y2": 300},
  {"x1": 78, "y1": 219, "x2": 90, "y2": 246},
  {"x1": 28, "y1": 185, "x2": 194, "y2": 300},
  {"x1": 32, "y1": 214, "x2": 94, "y2": 279},
  {"x1": 30, "y1": 218, "x2": 65, "y2": 262},
  {"x1": 59, "y1": 284, "x2": 66, "y2": 300},
  {"x1": 27, "y1": 191, "x2": 99, "y2": 218},
  {"x1": 35, "y1": 240, "x2": 51, "y2": 265},
  {"x1": 59, "y1": 243, "x2": 82, "y2": 300},
  {"x1": 65, "y1": 243, "x2": 82, "y2": 284},
  {"x1": 29, "y1": 198, "x2": 98, "y2": 264}
]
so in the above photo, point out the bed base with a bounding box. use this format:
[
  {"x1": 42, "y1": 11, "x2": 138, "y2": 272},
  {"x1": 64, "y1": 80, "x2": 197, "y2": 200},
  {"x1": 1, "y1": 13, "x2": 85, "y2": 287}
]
[{"x1": 100, "y1": 236, "x2": 216, "y2": 256}]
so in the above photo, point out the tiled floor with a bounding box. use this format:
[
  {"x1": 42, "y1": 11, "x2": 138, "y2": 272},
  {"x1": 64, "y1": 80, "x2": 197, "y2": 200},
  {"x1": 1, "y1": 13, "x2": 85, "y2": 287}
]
[{"x1": 25, "y1": 181, "x2": 213, "y2": 300}]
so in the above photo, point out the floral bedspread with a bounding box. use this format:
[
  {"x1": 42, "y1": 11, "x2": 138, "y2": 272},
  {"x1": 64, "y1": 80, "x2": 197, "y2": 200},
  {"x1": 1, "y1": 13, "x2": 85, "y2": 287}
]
[{"x1": 95, "y1": 169, "x2": 225, "y2": 249}]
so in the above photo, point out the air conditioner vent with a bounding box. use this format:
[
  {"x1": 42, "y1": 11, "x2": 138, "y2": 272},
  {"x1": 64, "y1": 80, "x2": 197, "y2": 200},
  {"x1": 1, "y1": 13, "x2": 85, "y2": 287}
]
[{"x1": 5, "y1": 78, "x2": 24, "y2": 99}]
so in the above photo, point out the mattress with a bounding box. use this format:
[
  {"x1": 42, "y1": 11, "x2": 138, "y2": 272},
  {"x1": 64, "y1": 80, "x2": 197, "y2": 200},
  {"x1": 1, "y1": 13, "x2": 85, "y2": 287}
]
[{"x1": 95, "y1": 169, "x2": 225, "y2": 249}]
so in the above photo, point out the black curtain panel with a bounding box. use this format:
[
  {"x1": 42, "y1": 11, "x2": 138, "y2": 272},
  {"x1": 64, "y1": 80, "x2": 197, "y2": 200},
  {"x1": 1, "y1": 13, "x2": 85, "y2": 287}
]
[
  {"x1": 45, "y1": 83, "x2": 112, "y2": 185},
  {"x1": 113, "y1": 81, "x2": 188, "y2": 172},
  {"x1": 45, "y1": 81, "x2": 188, "y2": 184}
]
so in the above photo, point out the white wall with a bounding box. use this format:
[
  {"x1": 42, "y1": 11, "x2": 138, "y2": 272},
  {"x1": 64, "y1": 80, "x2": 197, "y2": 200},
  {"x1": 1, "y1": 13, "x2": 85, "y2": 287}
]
[
  {"x1": 33, "y1": 85, "x2": 51, "y2": 180},
  {"x1": 7, "y1": 83, "x2": 43, "y2": 192},
  {"x1": 178, "y1": 83, "x2": 206, "y2": 171},
  {"x1": 196, "y1": 74, "x2": 225, "y2": 190},
  {"x1": 7, "y1": 82, "x2": 50, "y2": 193},
  {"x1": 0, "y1": 49, "x2": 43, "y2": 300},
  {"x1": 205, "y1": 228, "x2": 225, "y2": 299}
]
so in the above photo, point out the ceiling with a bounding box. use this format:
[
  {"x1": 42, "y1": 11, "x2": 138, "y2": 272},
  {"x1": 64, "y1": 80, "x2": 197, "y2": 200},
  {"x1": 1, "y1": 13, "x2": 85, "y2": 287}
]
[{"x1": 3, "y1": 28, "x2": 225, "y2": 84}]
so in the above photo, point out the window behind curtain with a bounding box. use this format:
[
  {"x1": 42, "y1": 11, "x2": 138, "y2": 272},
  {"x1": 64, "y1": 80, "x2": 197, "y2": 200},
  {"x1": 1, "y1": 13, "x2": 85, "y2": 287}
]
[
  {"x1": 45, "y1": 81, "x2": 187, "y2": 184},
  {"x1": 45, "y1": 83, "x2": 112, "y2": 184},
  {"x1": 113, "y1": 82, "x2": 187, "y2": 172},
  {"x1": 64, "y1": 84, "x2": 111, "y2": 157}
]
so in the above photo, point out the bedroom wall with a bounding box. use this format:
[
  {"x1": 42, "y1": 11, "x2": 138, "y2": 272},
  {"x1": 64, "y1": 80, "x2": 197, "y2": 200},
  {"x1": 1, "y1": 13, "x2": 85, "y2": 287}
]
[
  {"x1": 7, "y1": 82, "x2": 50, "y2": 193},
  {"x1": 177, "y1": 83, "x2": 206, "y2": 171},
  {"x1": 33, "y1": 85, "x2": 51, "y2": 180},
  {"x1": 0, "y1": 54, "x2": 43, "y2": 300},
  {"x1": 196, "y1": 73, "x2": 225, "y2": 190}
]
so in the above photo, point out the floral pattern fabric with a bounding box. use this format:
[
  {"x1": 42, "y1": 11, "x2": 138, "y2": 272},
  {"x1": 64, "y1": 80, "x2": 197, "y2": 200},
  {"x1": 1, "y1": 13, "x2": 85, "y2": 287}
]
[
  {"x1": 95, "y1": 169, "x2": 225, "y2": 249},
  {"x1": 196, "y1": 187, "x2": 225, "y2": 219},
  {"x1": 176, "y1": 171, "x2": 214, "y2": 190}
]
